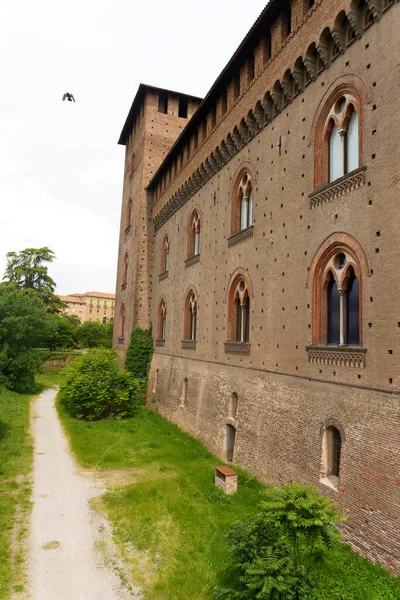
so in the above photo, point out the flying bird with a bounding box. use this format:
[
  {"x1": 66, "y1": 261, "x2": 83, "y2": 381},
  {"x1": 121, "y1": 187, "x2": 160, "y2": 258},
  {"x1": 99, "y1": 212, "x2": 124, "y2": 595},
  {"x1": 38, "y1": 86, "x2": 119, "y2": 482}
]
[{"x1": 62, "y1": 92, "x2": 76, "y2": 102}]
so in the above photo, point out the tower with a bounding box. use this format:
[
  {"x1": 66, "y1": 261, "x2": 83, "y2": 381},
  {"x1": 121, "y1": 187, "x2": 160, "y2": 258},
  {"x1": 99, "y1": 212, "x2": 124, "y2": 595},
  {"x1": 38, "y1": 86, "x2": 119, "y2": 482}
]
[{"x1": 113, "y1": 84, "x2": 202, "y2": 360}]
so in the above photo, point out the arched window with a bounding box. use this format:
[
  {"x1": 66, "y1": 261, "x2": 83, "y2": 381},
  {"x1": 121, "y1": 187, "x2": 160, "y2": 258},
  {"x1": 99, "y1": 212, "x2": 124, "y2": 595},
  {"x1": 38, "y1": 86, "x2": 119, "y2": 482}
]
[
  {"x1": 231, "y1": 164, "x2": 255, "y2": 237},
  {"x1": 122, "y1": 253, "x2": 128, "y2": 286},
  {"x1": 327, "y1": 99, "x2": 359, "y2": 183},
  {"x1": 313, "y1": 78, "x2": 367, "y2": 189},
  {"x1": 158, "y1": 298, "x2": 166, "y2": 341},
  {"x1": 187, "y1": 210, "x2": 201, "y2": 258},
  {"x1": 227, "y1": 273, "x2": 252, "y2": 344},
  {"x1": 162, "y1": 236, "x2": 169, "y2": 273},
  {"x1": 126, "y1": 198, "x2": 132, "y2": 230},
  {"x1": 184, "y1": 289, "x2": 198, "y2": 342},
  {"x1": 309, "y1": 234, "x2": 368, "y2": 346},
  {"x1": 321, "y1": 424, "x2": 342, "y2": 489},
  {"x1": 234, "y1": 174, "x2": 252, "y2": 232},
  {"x1": 118, "y1": 303, "x2": 126, "y2": 338}
]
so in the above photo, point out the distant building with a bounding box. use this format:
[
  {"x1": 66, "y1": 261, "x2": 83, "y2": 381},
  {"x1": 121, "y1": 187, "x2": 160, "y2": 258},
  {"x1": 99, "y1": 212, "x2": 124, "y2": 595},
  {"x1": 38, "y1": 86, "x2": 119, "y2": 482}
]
[
  {"x1": 60, "y1": 292, "x2": 115, "y2": 323},
  {"x1": 58, "y1": 295, "x2": 86, "y2": 320}
]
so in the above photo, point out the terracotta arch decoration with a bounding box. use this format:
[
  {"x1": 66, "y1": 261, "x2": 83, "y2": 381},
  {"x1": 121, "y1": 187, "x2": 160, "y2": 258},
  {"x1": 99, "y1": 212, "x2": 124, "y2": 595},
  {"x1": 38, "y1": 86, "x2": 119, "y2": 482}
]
[
  {"x1": 119, "y1": 303, "x2": 126, "y2": 338},
  {"x1": 187, "y1": 207, "x2": 201, "y2": 258},
  {"x1": 308, "y1": 232, "x2": 370, "y2": 345},
  {"x1": 226, "y1": 268, "x2": 254, "y2": 343},
  {"x1": 162, "y1": 235, "x2": 169, "y2": 273},
  {"x1": 231, "y1": 162, "x2": 256, "y2": 234},
  {"x1": 311, "y1": 74, "x2": 368, "y2": 188},
  {"x1": 183, "y1": 286, "x2": 198, "y2": 341},
  {"x1": 158, "y1": 297, "x2": 167, "y2": 340},
  {"x1": 122, "y1": 253, "x2": 128, "y2": 285}
]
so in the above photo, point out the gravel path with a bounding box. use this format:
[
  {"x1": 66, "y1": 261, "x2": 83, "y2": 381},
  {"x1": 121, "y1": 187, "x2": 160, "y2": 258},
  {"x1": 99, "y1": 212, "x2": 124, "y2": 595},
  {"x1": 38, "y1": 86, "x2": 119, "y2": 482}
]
[{"x1": 28, "y1": 388, "x2": 139, "y2": 600}]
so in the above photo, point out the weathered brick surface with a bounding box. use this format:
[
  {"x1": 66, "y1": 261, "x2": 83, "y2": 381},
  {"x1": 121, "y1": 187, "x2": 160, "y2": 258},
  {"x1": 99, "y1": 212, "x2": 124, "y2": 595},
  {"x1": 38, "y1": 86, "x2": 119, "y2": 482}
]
[
  {"x1": 113, "y1": 88, "x2": 201, "y2": 358},
  {"x1": 115, "y1": 0, "x2": 400, "y2": 572},
  {"x1": 149, "y1": 354, "x2": 400, "y2": 572}
]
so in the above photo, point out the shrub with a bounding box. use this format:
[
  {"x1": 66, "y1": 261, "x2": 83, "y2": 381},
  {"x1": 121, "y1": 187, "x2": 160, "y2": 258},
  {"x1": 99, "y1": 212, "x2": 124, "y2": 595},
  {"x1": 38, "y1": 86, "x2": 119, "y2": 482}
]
[
  {"x1": 60, "y1": 348, "x2": 141, "y2": 420},
  {"x1": 125, "y1": 327, "x2": 153, "y2": 379},
  {"x1": 214, "y1": 483, "x2": 345, "y2": 600}
]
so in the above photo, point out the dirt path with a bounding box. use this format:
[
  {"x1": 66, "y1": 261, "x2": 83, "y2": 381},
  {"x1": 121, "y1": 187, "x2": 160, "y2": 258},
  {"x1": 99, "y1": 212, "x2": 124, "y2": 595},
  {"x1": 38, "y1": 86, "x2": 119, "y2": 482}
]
[{"x1": 28, "y1": 388, "x2": 139, "y2": 600}]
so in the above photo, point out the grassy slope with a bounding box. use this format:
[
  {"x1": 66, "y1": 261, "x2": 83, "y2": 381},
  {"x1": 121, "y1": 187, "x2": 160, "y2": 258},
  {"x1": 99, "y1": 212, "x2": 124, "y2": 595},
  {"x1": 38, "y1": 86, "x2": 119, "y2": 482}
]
[
  {"x1": 58, "y1": 404, "x2": 400, "y2": 600},
  {"x1": 0, "y1": 388, "x2": 33, "y2": 598}
]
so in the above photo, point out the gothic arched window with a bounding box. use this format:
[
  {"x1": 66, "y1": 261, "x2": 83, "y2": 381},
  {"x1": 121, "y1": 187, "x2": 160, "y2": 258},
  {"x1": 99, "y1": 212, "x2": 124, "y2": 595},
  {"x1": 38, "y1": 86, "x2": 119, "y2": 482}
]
[
  {"x1": 309, "y1": 234, "x2": 368, "y2": 347},
  {"x1": 158, "y1": 298, "x2": 166, "y2": 341},
  {"x1": 227, "y1": 273, "x2": 252, "y2": 344},
  {"x1": 162, "y1": 235, "x2": 169, "y2": 273},
  {"x1": 327, "y1": 99, "x2": 359, "y2": 183},
  {"x1": 187, "y1": 210, "x2": 201, "y2": 258},
  {"x1": 184, "y1": 289, "x2": 198, "y2": 342},
  {"x1": 118, "y1": 303, "x2": 126, "y2": 338},
  {"x1": 126, "y1": 198, "x2": 132, "y2": 230},
  {"x1": 122, "y1": 253, "x2": 128, "y2": 286},
  {"x1": 313, "y1": 79, "x2": 366, "y2": 189},
  {"x1": 232, "y1": 172, "x2": 253, "y2": 233}
]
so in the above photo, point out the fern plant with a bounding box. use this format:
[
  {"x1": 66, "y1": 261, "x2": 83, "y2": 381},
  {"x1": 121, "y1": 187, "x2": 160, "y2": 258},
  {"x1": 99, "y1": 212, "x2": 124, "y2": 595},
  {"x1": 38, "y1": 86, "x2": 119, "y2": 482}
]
[{"x1": 214, "y1": 483, "x2": 345, "y2": 600}]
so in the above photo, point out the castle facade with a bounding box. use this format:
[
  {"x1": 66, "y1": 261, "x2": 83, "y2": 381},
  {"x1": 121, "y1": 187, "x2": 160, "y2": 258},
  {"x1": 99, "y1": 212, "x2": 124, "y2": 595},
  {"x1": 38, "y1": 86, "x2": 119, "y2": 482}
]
[{"x1": 113, "y1": 0, "x2": 400, "y2": 572}]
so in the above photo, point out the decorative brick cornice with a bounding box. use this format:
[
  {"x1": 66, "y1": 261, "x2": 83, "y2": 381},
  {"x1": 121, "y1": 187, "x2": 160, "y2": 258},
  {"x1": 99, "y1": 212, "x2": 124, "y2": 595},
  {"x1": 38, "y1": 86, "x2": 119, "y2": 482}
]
[
  {"x1": 181, "y1": 340, "x2": 197, "y2": 350},
  {"x1": 228, "y1": 226, "x2": 254, "y2": 248},
  {"x1": 159, "y1": 271, "x2": 169, "y2": 282},
  {"x1": 309, "y1": 166, "x2": 366, "y2": 208},
  {"x1": 306, "y1": 345, "x2": 367, "y2": 368},
  {"x1": 152, "y1": 4, "x2": 389, "y2": 231},
  {"x1": 224, "y1": 342, "x2": 251, "y2": 356},
  {"x1": 155, "y1": 339, "x2": 165, "y2": 347},
  {"x1": 185, "y1": 254, "x2": 200, "y2": 268}
]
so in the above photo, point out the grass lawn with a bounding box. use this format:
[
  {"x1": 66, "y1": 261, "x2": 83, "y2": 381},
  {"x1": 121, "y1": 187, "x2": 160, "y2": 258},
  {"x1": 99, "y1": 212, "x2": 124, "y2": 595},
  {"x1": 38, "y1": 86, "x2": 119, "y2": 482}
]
[
  {"x1": 0, "y1": 387, "x2": 33, "y2": 598},
  {"x1": 58, "y1": 402, "x2": 400, "y2": 600}
]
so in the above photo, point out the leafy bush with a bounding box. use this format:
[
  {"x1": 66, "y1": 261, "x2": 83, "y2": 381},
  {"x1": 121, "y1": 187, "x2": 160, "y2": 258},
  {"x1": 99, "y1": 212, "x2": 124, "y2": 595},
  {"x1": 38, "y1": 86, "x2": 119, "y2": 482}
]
[
  {"x1": 125, "y1": 327, "x2": 153, "y2": 379},
  {"x1": 214, "y1": 483, "x2": 345, "y2": 600},
  {"x1": 60, "y1": 348, "x2": 141, "y2": 420}
]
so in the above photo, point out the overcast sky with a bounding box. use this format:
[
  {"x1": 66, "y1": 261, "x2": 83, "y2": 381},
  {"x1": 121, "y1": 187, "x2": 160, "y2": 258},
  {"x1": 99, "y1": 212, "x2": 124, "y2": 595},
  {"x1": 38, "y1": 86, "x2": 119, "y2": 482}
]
[{"x1": 0, "y1": 0, "x2": 267, "y2": 295}]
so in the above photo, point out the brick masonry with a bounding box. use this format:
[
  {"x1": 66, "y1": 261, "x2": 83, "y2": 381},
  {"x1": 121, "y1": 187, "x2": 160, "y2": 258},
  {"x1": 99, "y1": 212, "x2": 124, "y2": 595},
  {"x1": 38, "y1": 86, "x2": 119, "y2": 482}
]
[{"x1": 114, "y1": 0, "x2": 400, "y2": 572}]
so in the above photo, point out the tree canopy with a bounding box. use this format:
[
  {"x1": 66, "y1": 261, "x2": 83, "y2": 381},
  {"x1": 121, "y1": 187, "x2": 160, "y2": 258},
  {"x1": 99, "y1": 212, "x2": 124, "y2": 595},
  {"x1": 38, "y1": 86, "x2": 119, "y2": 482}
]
[
  {"x1": 0, "y1": 286, "x2": 53, "y2": 392},
  {"x1": 2, "y1": 247, "x2": 64, "y2": 312}
]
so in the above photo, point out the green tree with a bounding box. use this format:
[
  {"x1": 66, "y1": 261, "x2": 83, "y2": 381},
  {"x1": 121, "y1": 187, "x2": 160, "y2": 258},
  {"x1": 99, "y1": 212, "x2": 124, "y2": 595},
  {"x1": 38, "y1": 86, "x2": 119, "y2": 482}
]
[
  {"x1": 125, "y1": 327, "x2": 153, "y2": 379},
  {"x1": 77, "y1": 321, "x2": 111, "y2": 349},
  {"x1": 2, "y1": 247, "x2": 64, "y2": 312},
  {"x1": 0, "y1": 287, "x2": 52, "y2": 392},
  {"x1": 215, "y1": 483, "x2": 345, "y2": 600},
  {"x1": 46, "y1": 314, "x2": 78, "y2": 351}
]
